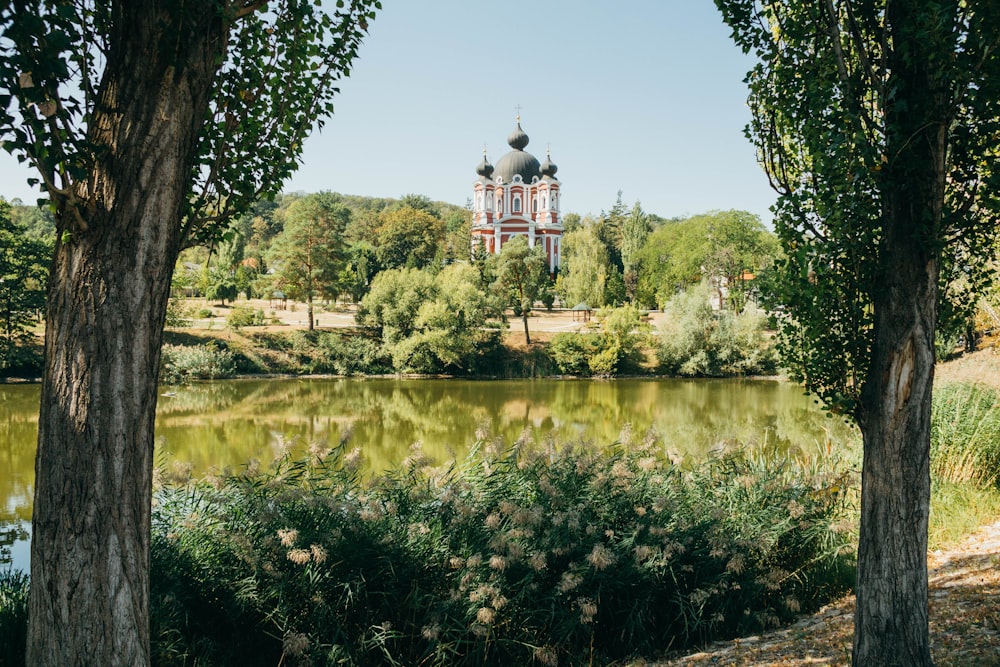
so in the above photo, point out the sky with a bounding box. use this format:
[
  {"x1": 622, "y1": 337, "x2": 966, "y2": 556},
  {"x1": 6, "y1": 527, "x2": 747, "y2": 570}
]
[{"x1": 0, "y1": 1, "x2": 776, "y2": 223}]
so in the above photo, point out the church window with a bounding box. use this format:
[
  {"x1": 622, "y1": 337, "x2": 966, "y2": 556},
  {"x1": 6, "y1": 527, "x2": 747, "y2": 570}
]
[
  {"x1": 513, "y1": 196, "x2": 521, "y2": 213},
  {"x1": 532, "y1": 197, "x2": 538, "y2": 213}
]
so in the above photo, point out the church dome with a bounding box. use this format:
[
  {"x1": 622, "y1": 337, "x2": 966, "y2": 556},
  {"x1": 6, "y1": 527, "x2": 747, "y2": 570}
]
[
  {"x1": 475, "y1": 151, "x2": 494, "y2": 179},
  {"x1": 494, "y1": 118, "x2": 540, "y2": 183},
  {"x1": 540, "y1": 150, "x2": 558, "y2": 177}
]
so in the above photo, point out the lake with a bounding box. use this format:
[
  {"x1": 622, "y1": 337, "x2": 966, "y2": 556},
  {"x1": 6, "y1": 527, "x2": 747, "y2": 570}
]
[{"x1": 0, "y1": 377, "x2": 857, "y2": 571}]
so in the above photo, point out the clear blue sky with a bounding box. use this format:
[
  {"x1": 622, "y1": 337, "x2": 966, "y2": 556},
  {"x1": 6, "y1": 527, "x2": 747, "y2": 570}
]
[{"x1": 0, "y1": 1, "x2": 775, "y2": 223}]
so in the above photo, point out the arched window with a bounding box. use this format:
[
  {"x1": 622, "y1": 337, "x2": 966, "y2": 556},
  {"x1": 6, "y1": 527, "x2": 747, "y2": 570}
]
[
  {"x1": 487, "y1": 194, "x2": 493, "y2": 212},
  {"x1": 513, "y1": 196, "x2": 521, "y2": 213},
  {"x1": 532, "y1": 197, "x2": 538, "y2": 213},
  {"x1": 551, "y1": 193, "x2": 558, "y2": 210}
]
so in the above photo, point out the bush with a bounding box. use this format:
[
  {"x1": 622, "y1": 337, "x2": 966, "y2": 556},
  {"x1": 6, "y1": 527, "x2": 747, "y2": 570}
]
[
  {"x1": 160, "y1": 343, "x2": 237, "y2": 384},
  {"x1": 149, "y1": 437, "x2": 854, "y2": 666},
  {"x1": 657, "y1": 284, "x2": 777, "y2": 377},
  {"x1": 0, "y1": 570, "x2": 29, "y2": 666},
  {"x1": 164, "y1": 298, "x2": 190, "y2": 328},
  {"x1": 226, "y1": 306, "x2": 265, "y2": 330},
  {"x1": 549, "y1": 333, "x2": 600, "y2": 375}
]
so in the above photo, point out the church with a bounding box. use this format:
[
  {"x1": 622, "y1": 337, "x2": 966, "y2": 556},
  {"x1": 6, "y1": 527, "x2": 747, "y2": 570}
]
[{"x1": 471, "y1": 116, "x2": 563, "y2": 272}]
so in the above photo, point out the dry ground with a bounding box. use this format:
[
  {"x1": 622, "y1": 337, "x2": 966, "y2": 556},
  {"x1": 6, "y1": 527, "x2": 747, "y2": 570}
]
[{"x1": 653, "y1": 521, "x2": 1000, "y2": 666}]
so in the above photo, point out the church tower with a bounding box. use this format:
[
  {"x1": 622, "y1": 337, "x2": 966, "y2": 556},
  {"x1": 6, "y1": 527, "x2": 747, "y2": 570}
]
[{"x1": 471, "y1": 117, "x2": 563, "y2": 272}]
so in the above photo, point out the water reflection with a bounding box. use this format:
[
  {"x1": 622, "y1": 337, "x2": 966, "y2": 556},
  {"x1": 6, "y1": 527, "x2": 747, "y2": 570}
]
[{"x1": 0, "y1": 377, "x2": 857, "y2": 571}]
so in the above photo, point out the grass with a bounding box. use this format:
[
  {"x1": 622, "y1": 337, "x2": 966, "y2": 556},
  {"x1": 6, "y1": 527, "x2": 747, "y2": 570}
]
[{"x1": 144, "y1": 432, "x2": 855, "y2": 666}]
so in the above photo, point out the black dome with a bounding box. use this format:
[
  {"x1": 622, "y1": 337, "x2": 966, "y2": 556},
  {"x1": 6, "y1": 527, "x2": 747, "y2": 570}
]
[{"x1": 494, "y1": 118, "x2": 540, "y2": 183}]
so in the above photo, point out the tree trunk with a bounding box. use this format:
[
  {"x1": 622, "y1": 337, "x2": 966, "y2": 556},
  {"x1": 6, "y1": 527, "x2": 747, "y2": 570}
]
[
  {"x1": 27, "y1": 4, "x2": 225, "y2": 665},
  {"x1": 308, "y1": 294, "x2": 315, "y2": 331},
  {"x1": 522, "y1": 312, "x2": 531, "y2": 345},
  {"x1": 852, "y1": 4, "x2": 948, "y2": 665}
]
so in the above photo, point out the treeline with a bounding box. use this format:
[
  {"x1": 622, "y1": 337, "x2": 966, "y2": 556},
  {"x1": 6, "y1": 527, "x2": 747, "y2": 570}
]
[{"x1": 0, "y1": 189, "x2": 816, "y2": 379}]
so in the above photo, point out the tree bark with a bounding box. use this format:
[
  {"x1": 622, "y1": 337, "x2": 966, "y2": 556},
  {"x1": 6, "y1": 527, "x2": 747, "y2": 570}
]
[
  {"x1": 852, "y1": 3, "x2": 949, "y2": 665},
  {"x1": 27, "y1": 3, "x2": 225, "y2": 665}
]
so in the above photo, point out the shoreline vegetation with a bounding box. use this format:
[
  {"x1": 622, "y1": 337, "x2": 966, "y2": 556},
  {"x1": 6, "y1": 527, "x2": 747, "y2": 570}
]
[{"x1": 2, "y1": 303, "x2": 999, "y2": 664}]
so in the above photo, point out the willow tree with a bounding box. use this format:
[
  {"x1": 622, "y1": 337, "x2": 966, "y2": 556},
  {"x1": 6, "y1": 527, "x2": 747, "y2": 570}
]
[
  {"x1": 0, "y1": 1, "x2": 379, "y2": 664},
  {"x1": 715, "y1": 1, "x2": 1000, "y2": 664}
]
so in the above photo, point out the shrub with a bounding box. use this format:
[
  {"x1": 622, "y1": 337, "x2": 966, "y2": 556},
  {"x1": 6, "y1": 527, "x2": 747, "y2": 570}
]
[
  {"x1": 164, "y1": 298, "x2": 190, "y2": 328},
  {"x1": 549, "y1": 333, "x2": 600, "y2": 375},
  {"x1": 149, "y1": 437, "x2": 854, "y2": 666},
  {"x1": 657, "y1": 284, "x2": 777, "y2": 377},
  {"x1": 160, "y1": 343, "x2": 236, "y2": 384},
  {"x1": 0, "y1": 570, "x2": 29, "y2": 666},
  {"x1": 226, "y1": 306, "x2": 265, "y2": 330}
]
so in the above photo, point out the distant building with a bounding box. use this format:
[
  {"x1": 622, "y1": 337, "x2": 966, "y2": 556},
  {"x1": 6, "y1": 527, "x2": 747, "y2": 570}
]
[{"x1": 471, "y1": 116, "x2": 563, "y2": 272}]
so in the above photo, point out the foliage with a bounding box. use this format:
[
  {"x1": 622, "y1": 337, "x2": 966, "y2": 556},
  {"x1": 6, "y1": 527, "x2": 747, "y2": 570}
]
[
  {"x1": 146, "y1": 438, "x2": 853, "y2": 666},
  {"x1": 0, "y1": 199, "x2": 49, "y2": 371},
  {"x1": 621, "y1": 201, "x2": 651, "y2": 302},
  {"x1": 548, "y1": 305, "x2": 649, "y2": 377},
  {"x1": 357, "y1": 265, "x2": 503, "y2": 374},
  {"x1": 557, "y1": 225, "x2": 617, "y2": 308},
  {"x1": 0, "y1": 570, "x2": 29, "y2": 666},
  {"x1": 715, "y1": 1, "x2": 1000, "y2": 416},
  {"x1": 635, "y1": 210, "x2": 777, "y2": 310},
  {"x1": 164, "y1": 299, "x2": 190, "y2": 329},
  {"x1": 269, "y1": 193, "x2": 350, "y2": 329},
  {"x1": 549, "y1": 333, "x2": 602, "y2": 376},
  {"x1": 374, "y1": 206, "x2": 446, "y2": 272},
  {"x1": 657, "y1": 284, "x2": 777, "y2": 377},
  {"x1": 493, "y1": 236, "x2": 549, "y2": 344},
  {"x1": 930, "y1": 383, "x2": 1000, "y2": 488},
  {"x1": 160, "y1": 343, "x2": 236, "y2": 385},
  {"x1": 226, "y1": 307, "x2": 265, "y2": 331}
]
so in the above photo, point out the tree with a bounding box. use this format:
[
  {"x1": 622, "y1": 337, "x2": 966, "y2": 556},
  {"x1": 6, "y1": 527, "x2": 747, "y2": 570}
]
[
  {"x1": 0, "y1": 199, "x2": 49, "y2": 371},
  {"x1": 715, "y1": 1, "x2": 1000, "y2": 663},
  {"x1": 557, "y1": 225, "x2": 616, "y2": 308},
  {"x1": 374, "y1": 205, "x2": 446, "y2": 271},
  {"x1": 620, "y1": 201, "x2": 650, "y2": 303},
  {"x1": 493, "y1": 235, "x2": 548, "y2": 344},
  {"x1": 269, "y1": 193, "x2": 350, "y2": 329},
  {"x1": 0, "y1": 1, "x2": 378, "y2": 663},
  {"x1": 633, "y1": 211, "x2": 777, "y2": 310}
]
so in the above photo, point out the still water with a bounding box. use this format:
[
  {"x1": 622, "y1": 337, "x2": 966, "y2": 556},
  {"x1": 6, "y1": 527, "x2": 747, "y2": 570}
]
[{"x1": 0, "y1": 377, "x2": 857, "y2": 571}]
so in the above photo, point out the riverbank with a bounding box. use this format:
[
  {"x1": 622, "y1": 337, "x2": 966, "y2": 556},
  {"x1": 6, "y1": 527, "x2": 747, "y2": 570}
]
[{"x1": 656, "y1": 519, "x2": 1000, "y2": 666}]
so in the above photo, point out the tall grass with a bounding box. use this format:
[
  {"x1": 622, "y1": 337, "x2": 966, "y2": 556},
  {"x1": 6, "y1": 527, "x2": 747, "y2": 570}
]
[
  {"x1": 930, "y1": 382, "x2": 1000, "y2": 487},
  {"x1": 148, "y1": 432, "x2": 854, "y2": 666}
]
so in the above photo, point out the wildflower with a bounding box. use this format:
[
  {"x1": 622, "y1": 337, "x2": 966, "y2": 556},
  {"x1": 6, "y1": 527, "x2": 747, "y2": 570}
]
[
  {"x1": 491, "y1": 595, "x2": 507, "y2": 610},
  {"x1": 784, "y1": 596, "x2": 801, "y2": 612},
  {"x1": 308, "y1": 441, "x2": 331, "y2": 462},
  {"x1": 558, "y1": 570, "x2": 583, "y2": 593},
  {"x1": 618, "y1": 422, "x2": 633, "y2": 447},
  {"x1": 339, "y1": 422, "x2": 356, "y2": 446},
  {"x1": 448, "y1": 556, "x2": 465, "y2": 569},
  {"x1": 499, "y1": 500, "x2": 517, "y2": 515},
  {"x1": 577, "y1": 597, "x2": 598, "y2": 623},
  {"x1": 475, "y1": 420, "x2": 491, "y2": 442},
  {"x1": 586, "y1": 543, "x2": 616, "y2": 570},
  {"x1": 310, "y1": 544, "x2": 327, "y2": 564},
  {"x1": 287, "y1": 548, "x2": 311, "y2": 565},
  {"x1": 278, "y1": 528, "x2": 299, "y2": 547},
  {"x1": 342, "y1": 446, "x2": 363, "y2": 473},
  {"x1": 476, "y1": 607, "x2": 496, "y2": 625},
  {"x1": 485, "y1": 513, "x2": 502, "y2": 529},
  {"x1": 283, "y1": 632, "x2": 310, "y2": 658},
  {"x1": 489, "y1": 555, "x2": 508, "y2": 571},
  {"x1": 530, "y1": 552, "x2": 547, "y2": 571},
  {"x1": 634, "y1": 505, "x2": 647, "y2": 517},
  {"x1": 538, "y1": 477, "x2": 556, "y2": 496},
  {"x1": 787, "y1": 500, "x2": 806, "y2": 519},
  {"x1": 466, "y1": 554, "x2": 483, "y2": 568},
  {"x1": 534, "y1": 645, "x2": 559, "y2": 666},
  {"x1": 634, "y1": 545, "x2": 654, "y2": 563},
  {"x1": 421, "y1": 623, "x2": 441, "y2": 641},
  {"x1": 726, "y1": 553, "x2": 746, "y2": 574}
]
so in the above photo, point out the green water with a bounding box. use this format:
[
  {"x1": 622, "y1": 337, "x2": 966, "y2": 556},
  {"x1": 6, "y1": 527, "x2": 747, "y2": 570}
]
[{"x1": 0, "y1": 377, "x2": 857, "y2": 570}]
